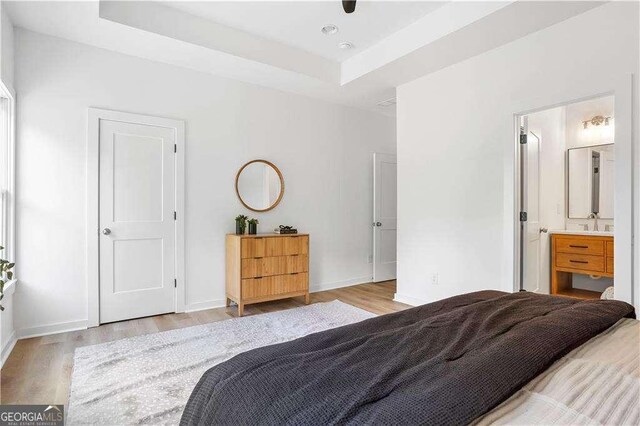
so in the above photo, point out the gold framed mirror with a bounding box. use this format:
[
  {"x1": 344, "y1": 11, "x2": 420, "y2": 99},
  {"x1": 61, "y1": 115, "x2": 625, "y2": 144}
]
[{"x1": 235, "y1": 160, "x2": 284, "y2": 212}]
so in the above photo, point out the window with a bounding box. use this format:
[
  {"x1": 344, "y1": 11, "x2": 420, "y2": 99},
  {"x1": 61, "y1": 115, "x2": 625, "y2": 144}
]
[{"x1": 0, "y1": 86, "x2": 14, "y2": 263}]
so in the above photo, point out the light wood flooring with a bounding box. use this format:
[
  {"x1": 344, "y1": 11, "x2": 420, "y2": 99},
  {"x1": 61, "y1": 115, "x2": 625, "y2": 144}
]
[{"x1": 1, "y1": 281, "x2": 407, "y2": 406}]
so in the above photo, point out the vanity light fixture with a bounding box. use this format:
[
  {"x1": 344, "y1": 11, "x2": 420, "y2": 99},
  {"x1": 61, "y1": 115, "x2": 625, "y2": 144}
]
[
  {"x1": 321, "y1": 24, "x2": 339, "y2": 35},
  {"x1": 338, "y1": 42, "x2": 354, "y2": 49},
  {"x1": 583, "y1": 115, "x2": 612, "y2": 129}
]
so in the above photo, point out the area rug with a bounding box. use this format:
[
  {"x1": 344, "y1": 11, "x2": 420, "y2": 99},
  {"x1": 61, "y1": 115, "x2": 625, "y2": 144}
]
[{"x1": 67, "y1": 301, "x2": 375, "y2": 425}]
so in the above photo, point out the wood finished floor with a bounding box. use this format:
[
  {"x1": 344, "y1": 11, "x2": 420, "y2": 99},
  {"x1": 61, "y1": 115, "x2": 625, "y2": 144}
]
[{"x1": 1, "y1": 281, "x2": 407, "y2": 406}]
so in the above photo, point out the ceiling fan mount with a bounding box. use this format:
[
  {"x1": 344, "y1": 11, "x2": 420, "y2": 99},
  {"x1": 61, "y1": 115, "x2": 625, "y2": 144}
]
[{"x1": 342, "y1": 0, "x2": 357, "y2": 14}]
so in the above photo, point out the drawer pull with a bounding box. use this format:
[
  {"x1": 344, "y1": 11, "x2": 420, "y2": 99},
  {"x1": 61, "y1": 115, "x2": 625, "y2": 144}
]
[
  {"x1": 290, "y1": 272, "x2": 299, "y2": 275},
  {"x1": 254, "y1": 257, "x2": 263, "y2": 259},
  {"x1": 254, "y1": 276, "x2": 263, "y2": 279},
  {"x1": 569, "y1": 260, "x2": 589, "y2": 264},
  {"x1": 569, "y1": 245, "x2": 589, "y2": 249}
]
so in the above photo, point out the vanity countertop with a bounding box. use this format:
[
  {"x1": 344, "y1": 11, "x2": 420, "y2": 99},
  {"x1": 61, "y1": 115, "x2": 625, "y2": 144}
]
[{"x1": 549, "y1": 229, "x2": 613, "y2": 237}]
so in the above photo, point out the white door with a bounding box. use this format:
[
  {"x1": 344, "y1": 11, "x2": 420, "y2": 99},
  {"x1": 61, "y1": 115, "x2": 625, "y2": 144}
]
[
  {"x1": 99, "y1": 120, "x2": 176, "y2": 323},
  {"x1": 523, "y1": 129, "x2": 542, "y2": 293},
  {"x1": 373, "y1": 153, "x2": 397, "y2": 282}
]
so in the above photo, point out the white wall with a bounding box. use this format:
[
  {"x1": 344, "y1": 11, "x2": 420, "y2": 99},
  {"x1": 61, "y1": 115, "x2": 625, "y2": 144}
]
[
  {"x1": 0, "y1": 2, "x2": 13, "y2": 90},
  {"x1": 396, "y1": 2, "x2": 638, "y2": 305},
  {"x1": 14, "y1": 29, "x2": 396, "y2": 336}
]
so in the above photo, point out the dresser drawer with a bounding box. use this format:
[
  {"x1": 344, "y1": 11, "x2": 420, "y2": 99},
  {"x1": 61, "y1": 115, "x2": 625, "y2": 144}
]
[
  {"x1": 606, "y1": 240, "x2": 614, "y2": 257},
  {"x1": 241, "y1": 236, "x2": 309, "y2": 258},
  {"x1": 555, "y1": 237, "x2": 605, "y2": 256},
  {"x1": 556, "y1": 253, "x2": 605, "y2": 273},
  {"x1": 241, "y1": 255, "x2": 308, "y2": 278},
  {"x1": 607, "y1": 257, "x2": 614, "y2": 274},
  {"x1": 242, "y1": 273, "x2": 308, "y2": 300}
]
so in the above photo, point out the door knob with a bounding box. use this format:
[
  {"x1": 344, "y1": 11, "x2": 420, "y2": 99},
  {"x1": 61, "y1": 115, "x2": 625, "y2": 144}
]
[
  {"x1": 376, "y1": 222, "x2": 382, "y2": 227},
  {"x1": 539, "y1": 227, "x2": 548, "y2": 234},
  {"x1": 102, "y1": 228, "x2": 111, "y2": 235}
]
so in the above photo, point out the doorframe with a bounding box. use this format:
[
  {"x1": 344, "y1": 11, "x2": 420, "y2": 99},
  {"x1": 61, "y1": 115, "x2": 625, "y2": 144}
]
[
  {"x1": 510, "y1": 74, "x2": 634, "y2": 306},
  {"x1": 86, "y1": 108, "x2": 186, "y2": 327}
]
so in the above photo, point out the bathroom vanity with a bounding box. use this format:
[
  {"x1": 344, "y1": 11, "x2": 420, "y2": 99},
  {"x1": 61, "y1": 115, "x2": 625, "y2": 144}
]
[{"x1": 551, "y1": 232, "x2": 613, "y2": 299}]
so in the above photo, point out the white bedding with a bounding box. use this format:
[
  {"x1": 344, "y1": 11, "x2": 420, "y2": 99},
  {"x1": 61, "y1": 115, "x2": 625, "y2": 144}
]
[{"x1": 477, "y1": 318, "x2": 640, "y2": 425}]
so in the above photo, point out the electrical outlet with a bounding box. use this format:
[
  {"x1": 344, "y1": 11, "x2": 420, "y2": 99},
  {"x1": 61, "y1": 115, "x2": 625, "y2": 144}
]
[
  {"x1": 367, "y1": 254, "x2": 373, "y2": 264},
  {"x1": 430, "y1": 273, "x2": 439, "y2": 285}
]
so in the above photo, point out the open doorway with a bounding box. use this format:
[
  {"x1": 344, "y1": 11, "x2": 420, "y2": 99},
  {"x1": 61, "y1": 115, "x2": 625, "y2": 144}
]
[{"x1": 517, "y1": 95, "x2": 615, "y2": 299}]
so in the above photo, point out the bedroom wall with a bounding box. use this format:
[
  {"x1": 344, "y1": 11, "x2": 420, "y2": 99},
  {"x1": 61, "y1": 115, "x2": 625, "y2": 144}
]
[
  {"x1": 395, "y1": 2, "x2": 639, "y2": 305},
  {"x1": 14, "y1": 29, "x2": 396, "y2": 336}
]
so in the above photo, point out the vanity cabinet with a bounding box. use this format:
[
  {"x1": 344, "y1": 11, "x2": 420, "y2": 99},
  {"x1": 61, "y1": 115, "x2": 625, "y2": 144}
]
[
  {"x1": 551, "y1": 234, "x2": 613, "y2": 299},
  {"x1": 226, "y1": 234, "x2": 310, "y2": 316}
]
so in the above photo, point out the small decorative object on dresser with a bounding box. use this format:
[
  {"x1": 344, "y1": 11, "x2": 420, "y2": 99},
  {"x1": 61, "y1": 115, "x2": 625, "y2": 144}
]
[
  {"x1": 274, "y1": 225, "x2": 298, "y2": 234},
  {"x1": 226, "y1": 233, "x2": 309, "y2": 316},
  {"x1": 235, "y1": 214, "x2": 248, "y2": 235},
  {"x1": 247, "y1": 218, "x2": 259, "y2": 235}
]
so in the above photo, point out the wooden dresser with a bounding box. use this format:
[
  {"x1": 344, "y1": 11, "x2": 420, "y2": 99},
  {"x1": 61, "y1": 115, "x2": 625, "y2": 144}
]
[
  {"x1": 226, "y1": 234, "x2": 309, "y2": 316},
  {"x1": 551, "y1": 233, "x2": 613, "y2": 300}
]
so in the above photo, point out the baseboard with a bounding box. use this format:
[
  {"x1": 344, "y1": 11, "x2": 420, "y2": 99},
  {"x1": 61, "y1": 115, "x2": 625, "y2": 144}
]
[
  {"x1": 17, "y1": 319, "x2": 88, "y2": 339},
  {"x1": 310, "y1": 276, "x2": 373, "y2": 293},
  {"x1": 393, "y1": 292, "x2": 430, "y2": 306},
  {"x1": 185, "y1": 299, "x2": 226, "y2": 313},
  {"x1": 1, "y1": 330, "x2": 17, "y2": 367}
]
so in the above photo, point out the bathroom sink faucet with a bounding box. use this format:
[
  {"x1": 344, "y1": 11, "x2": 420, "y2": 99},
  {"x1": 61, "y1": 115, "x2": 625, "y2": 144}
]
[{"x1": 588, "y1": 213, "x2": 600, "y2": 232}]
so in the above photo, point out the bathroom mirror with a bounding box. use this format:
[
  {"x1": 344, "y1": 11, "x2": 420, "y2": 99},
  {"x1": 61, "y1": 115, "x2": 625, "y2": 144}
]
[
  {"x1": 235, "y1": 160, "x2": 284, "y2": 212},
  {"x1": 568, "y1": 144, "x2": 614, "y2": 219}
]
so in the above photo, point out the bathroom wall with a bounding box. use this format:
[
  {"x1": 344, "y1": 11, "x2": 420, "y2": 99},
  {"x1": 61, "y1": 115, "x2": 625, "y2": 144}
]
[{"x1": 564, "y1": 95, "x2": 615, "y2": 233}]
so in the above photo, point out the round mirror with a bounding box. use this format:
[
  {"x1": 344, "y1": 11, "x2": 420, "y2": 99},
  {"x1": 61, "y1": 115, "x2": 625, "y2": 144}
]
[{"x1": 235, "y1": 160, "x2": 284, "y2": 212}]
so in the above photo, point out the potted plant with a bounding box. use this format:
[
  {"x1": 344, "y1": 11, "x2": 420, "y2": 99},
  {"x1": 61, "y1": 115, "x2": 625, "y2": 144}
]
[
  {"x1": 235, "y1": 214, "x2": 248, "y2": 235},
  {"x1": 248, "y1": 218, "x2": 259, "y2": 235},
  {"x1": 0, "y1": 246, "x2": 15, "y2": 311}
]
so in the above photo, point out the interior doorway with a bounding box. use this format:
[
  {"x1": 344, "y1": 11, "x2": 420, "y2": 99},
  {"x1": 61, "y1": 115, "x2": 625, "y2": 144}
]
[
  {"x1": 516, "y1": 95, "x2": 615, "y2": 299},
  {"x1": 373, "y1": 152, "x2": 397, "y2": 282},
  {"x1": 87, "y1": 109, "x2": 186, "y2": 326}
]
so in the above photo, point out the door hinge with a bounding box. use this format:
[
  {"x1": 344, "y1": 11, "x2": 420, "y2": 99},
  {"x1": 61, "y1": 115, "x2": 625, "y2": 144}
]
[
  {"x1": 174, "y1": 144, "x2": 177, "y2": 153},
  {"x1": 520, "y1": 133, "x2": 527, "y2": 144},
  {"x1": 174, "y1": 279, "x2": 177, "y2": 288},
  {"x1": 174, "y1": 211, "x2": 177, "y2": 220},
  {"x1": 520, "y1": 212, "x2": 528, "y2": 222}
]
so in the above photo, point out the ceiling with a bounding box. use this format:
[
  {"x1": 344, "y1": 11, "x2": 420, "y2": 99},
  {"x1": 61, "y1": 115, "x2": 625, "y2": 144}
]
[
  {"x1": 5, "y1": 1, "x2": 604, "y2": 116},
  {"x1": 163, "y1": 1, "x2": 446, "y2": 62}
]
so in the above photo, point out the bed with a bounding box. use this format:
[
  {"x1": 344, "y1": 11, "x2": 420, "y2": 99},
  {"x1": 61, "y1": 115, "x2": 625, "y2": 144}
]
[{"x1": 180, "y1": 290, "x2": 637, "y2": 425}]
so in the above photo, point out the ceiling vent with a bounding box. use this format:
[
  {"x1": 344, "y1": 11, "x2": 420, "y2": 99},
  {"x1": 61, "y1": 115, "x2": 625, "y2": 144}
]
[{"x1": 376, "y1": 97, "x2": 397, "y2": 108}]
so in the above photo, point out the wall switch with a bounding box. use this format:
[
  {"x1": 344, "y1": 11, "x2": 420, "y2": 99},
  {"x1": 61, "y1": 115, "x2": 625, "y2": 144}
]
[
  {"x1": 367, "y1": 254, "x2": 373, "y2": 264},
  {"x1": 430, "y1": 273, "x2": 439, "y2": 285}
]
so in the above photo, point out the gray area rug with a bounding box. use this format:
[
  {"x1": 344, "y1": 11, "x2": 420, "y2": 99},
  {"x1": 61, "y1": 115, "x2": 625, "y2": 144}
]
[{"x1": 67, "y1": 301, "x2": 375, "y2": 425}]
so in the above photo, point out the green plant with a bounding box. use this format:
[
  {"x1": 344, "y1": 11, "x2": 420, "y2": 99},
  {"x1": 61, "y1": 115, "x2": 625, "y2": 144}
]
[
  {"x1": 248, "y1": 218, "x2": 259, "y2": 225},
  {"x1": 235, "y1": 214, "x2": 248, "y2": 234},
  {"x1": 0, "y1": 246, "x2": 14, "y2": 312}
]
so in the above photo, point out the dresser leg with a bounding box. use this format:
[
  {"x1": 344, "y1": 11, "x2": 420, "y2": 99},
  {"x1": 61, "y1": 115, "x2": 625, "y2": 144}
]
[
  {"x1": 304, "y1": 293, "x2": 310, "y2": 305},
  {"x1": 238, "y1": 303, "x2": 244, "y2": 317},
  {"x1": 225, "y1": 297, "x2": 231, "y2": 307}
]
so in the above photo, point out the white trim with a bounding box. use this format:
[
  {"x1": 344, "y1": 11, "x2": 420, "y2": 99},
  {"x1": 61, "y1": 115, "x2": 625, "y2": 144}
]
[
  {"x1": 309, "y1": 276, "x2": 372, "y2": 293},
  {"x1": 17, "y1": 319, "x2": 88, "y2": 339},
  {"x1": 509, "y1": 75, "x2": 634, "y2": 306},
  {"x1": 0, "y1": 80, "x2": 16, "y2": 265},
  {"x1": 185, "y1": 299, "x2": 226, "y2": 313},
  {"x1": 2, "y1": 278, "x2": 16, "y2": 297},
  {"x1": 393, "y1": 292, "x2": 429, "y2": 306},
  {"x1": 1, "y1": 330, "x2": 16, "y2": 366},
  {"x1": 86, "y1": 108, "x2": 186, "y2": 327}
]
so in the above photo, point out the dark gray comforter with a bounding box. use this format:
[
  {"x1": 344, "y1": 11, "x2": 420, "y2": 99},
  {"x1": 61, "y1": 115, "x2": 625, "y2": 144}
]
[{"x1": 181, "y1": 291, "x2": 635, "y2": 425}]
